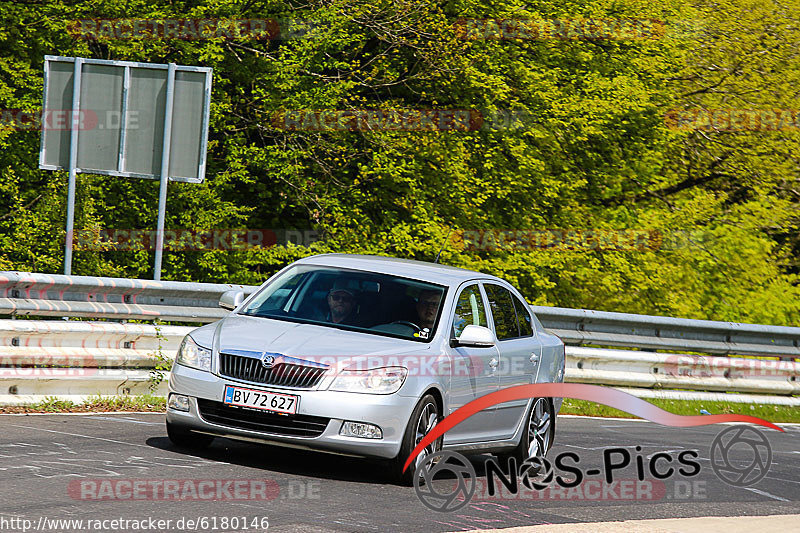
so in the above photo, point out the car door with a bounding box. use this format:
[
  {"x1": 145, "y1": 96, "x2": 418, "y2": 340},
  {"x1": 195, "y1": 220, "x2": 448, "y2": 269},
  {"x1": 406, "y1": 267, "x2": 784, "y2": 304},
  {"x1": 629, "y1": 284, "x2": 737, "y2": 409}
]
[
  {"x1": 482, "y1": 282, "x2": 542, "y2": 439},
  {"x1": 443, "y1": 282, "x2": 501, "y2": 444}
]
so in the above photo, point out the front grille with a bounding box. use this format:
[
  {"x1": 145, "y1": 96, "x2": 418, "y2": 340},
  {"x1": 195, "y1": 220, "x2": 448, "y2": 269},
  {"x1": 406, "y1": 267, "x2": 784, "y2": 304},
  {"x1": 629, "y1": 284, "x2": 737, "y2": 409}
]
[
  {"x1": 219, "y1": 353, "x2": 326, "y2": 388},
  {"x1": 197, "y1": 399, "x2": 329, "y2": 437}
]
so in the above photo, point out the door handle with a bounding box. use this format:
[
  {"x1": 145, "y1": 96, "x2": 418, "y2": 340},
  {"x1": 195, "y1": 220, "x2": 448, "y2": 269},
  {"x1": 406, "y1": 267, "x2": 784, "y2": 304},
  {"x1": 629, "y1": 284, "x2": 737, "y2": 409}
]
[
  {"x1": 530, "y1": 353, "x2": 539, "y2": 363},
  {"x1": 489, "y1": 358, "x2": 499, "y2": 368}
]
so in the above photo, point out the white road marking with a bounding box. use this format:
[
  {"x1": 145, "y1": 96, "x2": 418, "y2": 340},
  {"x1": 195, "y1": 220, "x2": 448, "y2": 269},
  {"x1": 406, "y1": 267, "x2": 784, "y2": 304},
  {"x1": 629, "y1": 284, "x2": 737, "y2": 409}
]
[
  {"x1": 742, "y1": 487, "x2": 790, "y2": 501},
  {"x1": 8, "y1": 424, "x2": 154, "y2": 448},
  {"x1": 86, "y1": 415, "x2": 162, "y2": 425},
  {"x1": 765, "y1": 476, "x2": 800, "y2": 485}
]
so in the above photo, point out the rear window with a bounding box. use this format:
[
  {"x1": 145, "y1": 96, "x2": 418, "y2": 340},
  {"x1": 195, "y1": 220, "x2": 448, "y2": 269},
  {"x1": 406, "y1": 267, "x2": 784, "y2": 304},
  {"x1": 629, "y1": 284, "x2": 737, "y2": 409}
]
[
  {"x1": 483, "y1": 283, "x2": 519, "y2": 340},
  {"x1": 512, "y1": 294, "x2": 534, "y2": 336}
]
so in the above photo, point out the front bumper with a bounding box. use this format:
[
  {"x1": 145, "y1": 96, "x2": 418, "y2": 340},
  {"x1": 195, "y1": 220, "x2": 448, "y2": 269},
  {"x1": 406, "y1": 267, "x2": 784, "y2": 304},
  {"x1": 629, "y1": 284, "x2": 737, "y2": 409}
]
[{"x1": 166, "y1": 363, "x2": 418, "y2": 459}]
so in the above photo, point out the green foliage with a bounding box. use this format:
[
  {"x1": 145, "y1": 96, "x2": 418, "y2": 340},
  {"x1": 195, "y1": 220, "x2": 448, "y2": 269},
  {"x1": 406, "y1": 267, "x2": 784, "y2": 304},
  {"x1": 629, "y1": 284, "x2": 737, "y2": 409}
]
[
  {"x1": 0, "y1": 0, "x2": 798, "y2": 324},
  {"x1": 80, "y1": 394, "x2": 167, "y2": 412},
  {"x1": 5, "y1": 394, "x2": 167, "y2": 413},
  {"x1": 30, "y1": 396, "x2": 76, "y2": 412},
  {"x1": 148, "y1": 321, "x2": 173, "y2": 392}
]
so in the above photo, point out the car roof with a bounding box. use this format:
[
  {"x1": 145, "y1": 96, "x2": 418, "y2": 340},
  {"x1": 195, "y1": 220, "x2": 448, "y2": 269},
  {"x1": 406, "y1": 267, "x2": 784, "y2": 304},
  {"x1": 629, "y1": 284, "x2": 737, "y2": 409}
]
[{"x1": 294, "y1": 253, "x2": 505, "y2": 287}]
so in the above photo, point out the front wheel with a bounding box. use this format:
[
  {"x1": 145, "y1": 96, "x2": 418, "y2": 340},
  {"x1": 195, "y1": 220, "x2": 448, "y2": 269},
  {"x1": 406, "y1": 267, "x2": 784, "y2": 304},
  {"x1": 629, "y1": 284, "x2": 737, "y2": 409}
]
[
  {"x1": 499, "y1": 397, "x2": 554, "y2": 469},
  {"x1": 392, "y1": 394, "x2": 443, "y2": 486}
]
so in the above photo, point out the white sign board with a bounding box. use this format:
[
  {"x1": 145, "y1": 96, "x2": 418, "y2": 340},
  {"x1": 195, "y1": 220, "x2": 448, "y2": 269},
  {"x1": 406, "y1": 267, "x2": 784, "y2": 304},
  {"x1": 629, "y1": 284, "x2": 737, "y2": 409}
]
[
  {"x1": 39, "y1": 56, "x2": 213, "y2": 278},
  {"x1": 39, "y1": 56, "x2": 212, "y2": 183}
]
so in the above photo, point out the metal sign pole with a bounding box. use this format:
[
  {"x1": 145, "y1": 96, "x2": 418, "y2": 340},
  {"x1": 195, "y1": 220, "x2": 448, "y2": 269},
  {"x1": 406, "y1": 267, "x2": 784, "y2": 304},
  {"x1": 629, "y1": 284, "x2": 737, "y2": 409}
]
[
  {"x1": 153, "y1": 63, "x2": 176, "y2": 281},
  {"x1": 64, "y1": 58, "x2": 83, "y2": 275}
]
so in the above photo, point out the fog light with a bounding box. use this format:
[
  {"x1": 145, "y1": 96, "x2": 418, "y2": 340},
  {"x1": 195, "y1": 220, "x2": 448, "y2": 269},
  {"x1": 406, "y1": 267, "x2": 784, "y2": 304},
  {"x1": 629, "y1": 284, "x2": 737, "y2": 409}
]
[
  {"x1": 340, "y1": 421, "x2": 383, "y2": 439},
  {"x1": 168, "y1": 394, "x2": 190, "y2": 412}
]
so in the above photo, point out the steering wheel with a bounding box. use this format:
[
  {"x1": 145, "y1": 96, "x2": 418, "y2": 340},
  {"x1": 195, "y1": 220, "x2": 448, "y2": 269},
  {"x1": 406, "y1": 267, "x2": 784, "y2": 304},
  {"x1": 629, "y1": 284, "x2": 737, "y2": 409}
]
[{"x1": 391, "y1": 320, "x2": 422, "y2": 331}]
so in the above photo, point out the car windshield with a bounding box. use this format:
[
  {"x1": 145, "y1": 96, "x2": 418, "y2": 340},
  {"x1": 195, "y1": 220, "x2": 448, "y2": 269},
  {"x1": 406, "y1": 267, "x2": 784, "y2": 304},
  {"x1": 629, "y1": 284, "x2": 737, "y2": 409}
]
[{"x1": 239, "y1": 265, "x2": 447, "y2": 342}]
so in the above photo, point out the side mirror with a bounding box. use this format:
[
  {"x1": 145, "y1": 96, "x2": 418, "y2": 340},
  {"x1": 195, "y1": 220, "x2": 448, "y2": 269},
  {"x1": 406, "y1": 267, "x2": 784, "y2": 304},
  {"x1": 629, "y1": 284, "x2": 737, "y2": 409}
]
[
  {"x1": 453, "y1": 325, "x2": 495, "y2": 347},
  {"x1": 219, "y1": 290, "x2": 244, "y2": 310}
]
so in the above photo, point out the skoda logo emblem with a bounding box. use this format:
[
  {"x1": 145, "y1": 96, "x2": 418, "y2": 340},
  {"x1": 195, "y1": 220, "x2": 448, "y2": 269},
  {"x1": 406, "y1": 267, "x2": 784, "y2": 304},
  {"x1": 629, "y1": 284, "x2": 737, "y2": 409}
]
[{"x1": 260, "y1": 353, "x2": 276, "y2": 368}]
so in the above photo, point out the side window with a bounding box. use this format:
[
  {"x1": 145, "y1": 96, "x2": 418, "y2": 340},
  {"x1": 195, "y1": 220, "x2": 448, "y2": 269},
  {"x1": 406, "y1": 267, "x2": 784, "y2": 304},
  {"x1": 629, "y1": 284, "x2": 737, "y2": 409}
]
[
  {"x1": 452, "y1": 284, "x2": 487, "y2": 337},
  {"x1": 484, "y1": 284, "x2": 520, "y2": 340},
  {"x1": 512, "y1": 294, "x2": 534, "y2": 337}
]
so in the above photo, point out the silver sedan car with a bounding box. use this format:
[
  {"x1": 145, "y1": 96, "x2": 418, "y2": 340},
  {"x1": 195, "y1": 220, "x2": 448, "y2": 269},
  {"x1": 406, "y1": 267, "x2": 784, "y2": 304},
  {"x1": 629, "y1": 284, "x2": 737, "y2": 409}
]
[{"x1": 166, "y1": 254, "x2": 565, "y2": 483}]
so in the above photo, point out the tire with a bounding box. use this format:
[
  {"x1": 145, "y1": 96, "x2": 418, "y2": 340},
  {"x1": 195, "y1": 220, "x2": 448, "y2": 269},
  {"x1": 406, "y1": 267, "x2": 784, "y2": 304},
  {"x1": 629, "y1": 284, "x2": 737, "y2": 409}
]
[
  {"x1": 392, "y1": 394, "x2": 443, "y2": 486},
  {"x1": 498, "y1": 397, "x2": 555, "y2": 470},
  {"x1": 166, "y1": 421, "x2": 215, "y2": 449}
]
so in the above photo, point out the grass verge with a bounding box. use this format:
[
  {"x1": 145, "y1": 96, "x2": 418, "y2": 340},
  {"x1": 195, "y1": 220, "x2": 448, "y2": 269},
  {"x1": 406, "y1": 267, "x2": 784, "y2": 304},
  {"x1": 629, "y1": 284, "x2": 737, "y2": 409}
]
[
  {"x1": 0, "y1": 395, "x2": 167, "y2": 414},
  {"x1": 560, "y1": 397, "x2": 800, "y2": 423}
]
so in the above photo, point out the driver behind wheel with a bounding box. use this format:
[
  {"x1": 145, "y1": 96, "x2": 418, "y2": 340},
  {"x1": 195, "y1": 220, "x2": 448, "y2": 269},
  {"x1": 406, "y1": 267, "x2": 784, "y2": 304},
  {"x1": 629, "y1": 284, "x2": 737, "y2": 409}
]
[
  {"x1": 414, "y1": 289, "x2": 442, "y2": 334},
  {"x1": 326, "y1": 279, "x2": 362, "y2": 326}
]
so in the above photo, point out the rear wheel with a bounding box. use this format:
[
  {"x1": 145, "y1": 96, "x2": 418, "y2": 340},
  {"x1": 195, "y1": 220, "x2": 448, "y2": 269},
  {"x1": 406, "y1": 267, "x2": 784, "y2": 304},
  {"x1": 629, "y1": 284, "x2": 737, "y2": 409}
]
[
  {"x1": 166, "y1": 421, "x2": 215, "y2": 449},
  {"x1": 392, "y1": 394, "x2": 443, "y2": 486},
  {"x1": 499, "y1": 398, "x2": 554, "y2": 469}
]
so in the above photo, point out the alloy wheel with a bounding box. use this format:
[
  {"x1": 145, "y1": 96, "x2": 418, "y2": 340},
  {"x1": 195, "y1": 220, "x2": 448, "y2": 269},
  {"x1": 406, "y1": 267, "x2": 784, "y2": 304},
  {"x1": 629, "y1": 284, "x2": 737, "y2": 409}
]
[
  {"x1": 526, "y1": 398, "x2": 552, "y2": 459},
  {"x1": 414, "y1": 402, "x2": 440, "y2": 470}
]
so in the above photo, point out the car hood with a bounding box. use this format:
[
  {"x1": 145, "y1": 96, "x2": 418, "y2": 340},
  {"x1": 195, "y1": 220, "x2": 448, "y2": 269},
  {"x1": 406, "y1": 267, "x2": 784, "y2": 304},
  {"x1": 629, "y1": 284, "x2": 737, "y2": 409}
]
[{"x1": 193, "y1": 314, "x2": 432, "y2": 367}]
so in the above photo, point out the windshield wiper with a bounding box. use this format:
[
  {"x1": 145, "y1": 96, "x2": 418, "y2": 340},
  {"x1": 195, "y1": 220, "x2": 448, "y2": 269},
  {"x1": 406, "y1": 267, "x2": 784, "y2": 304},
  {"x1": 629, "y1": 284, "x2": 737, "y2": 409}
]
[{"x1": 239, "y1": 310, "x2": 284, "y2": 318}]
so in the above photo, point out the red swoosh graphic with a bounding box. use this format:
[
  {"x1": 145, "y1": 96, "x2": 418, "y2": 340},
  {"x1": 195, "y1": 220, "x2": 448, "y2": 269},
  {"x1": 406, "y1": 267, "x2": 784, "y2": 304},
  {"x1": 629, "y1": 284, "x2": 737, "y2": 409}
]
[{"x1": 403, "y1": 383, "x2": 783, "y2": 473}]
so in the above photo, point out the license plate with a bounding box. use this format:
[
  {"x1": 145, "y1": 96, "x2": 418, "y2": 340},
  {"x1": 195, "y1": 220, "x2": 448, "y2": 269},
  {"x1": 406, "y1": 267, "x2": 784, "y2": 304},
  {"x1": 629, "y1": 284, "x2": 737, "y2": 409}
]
[{"x1": 223, "y1": 385, "x2": 298, "y2": 415}]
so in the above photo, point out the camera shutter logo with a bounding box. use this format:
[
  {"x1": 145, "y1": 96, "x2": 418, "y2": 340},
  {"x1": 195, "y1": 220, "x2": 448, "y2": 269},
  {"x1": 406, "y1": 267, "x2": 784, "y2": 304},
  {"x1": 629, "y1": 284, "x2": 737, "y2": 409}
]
[
  {"x1": 414, "y1": 451, "x2": 476, "y2": 512},
  {"x1": 519, "y1": 456, "x2": 555, "y2": 491},
  {"x1": 710, "y1": 426, "x2": 772, "y2": 487}
]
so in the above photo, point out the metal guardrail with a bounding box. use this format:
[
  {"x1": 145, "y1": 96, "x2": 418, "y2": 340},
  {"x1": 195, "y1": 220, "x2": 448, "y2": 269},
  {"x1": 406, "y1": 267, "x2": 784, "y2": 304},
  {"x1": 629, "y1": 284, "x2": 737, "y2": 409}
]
[
  {"x1": 0, "y1": 271, "x2": 251, "y2": 322},
  {"x1": 567, "y1": 346, "x2": 800, "y2": 396},
  {"x1": 1, "y1": 271, "x2": 798, "y2": 406},
  {"x1": 1, "y1": 321, "x2": 798, "y2": 406},
  {"x1": 532, "y1": 306, "x2": 800, "y2": 358},
  {"x1": 4, "y1": 272, "x2": 800, "y2": 358},
  {"x1": 0, "y1": 320, "x2": 191, "y2": 405}
]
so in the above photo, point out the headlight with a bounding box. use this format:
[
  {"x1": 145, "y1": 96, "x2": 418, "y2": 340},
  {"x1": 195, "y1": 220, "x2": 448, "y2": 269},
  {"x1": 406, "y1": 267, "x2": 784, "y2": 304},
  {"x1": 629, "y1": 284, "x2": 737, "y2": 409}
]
[
  {"x1": 176, "y1": 336, "x2": 212, "y2": 372},
  {"x1": 329, "y1": 366, "x2": 408, "y2": 394}
]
